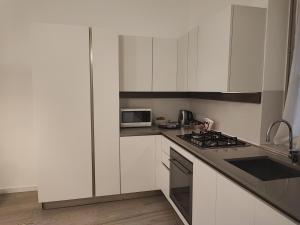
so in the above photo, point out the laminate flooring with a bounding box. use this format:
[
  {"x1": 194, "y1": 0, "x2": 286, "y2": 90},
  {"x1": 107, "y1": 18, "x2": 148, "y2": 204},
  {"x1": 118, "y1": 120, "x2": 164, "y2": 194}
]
[{"x1": 0, "y1": 191, "x2": 184, "y2": 225}]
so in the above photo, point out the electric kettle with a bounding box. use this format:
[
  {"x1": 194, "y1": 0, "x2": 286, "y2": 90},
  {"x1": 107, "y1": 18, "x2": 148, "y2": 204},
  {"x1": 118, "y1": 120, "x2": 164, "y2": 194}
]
[{"x1": 178, "y1": 110, "x2": 194, "y2": 126}]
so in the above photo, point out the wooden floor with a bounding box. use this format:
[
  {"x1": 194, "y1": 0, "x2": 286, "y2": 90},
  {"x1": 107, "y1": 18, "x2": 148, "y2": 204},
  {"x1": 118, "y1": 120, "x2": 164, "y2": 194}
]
[{"x1": 0, "y1": 191, "x2": 184, "y2": 225}]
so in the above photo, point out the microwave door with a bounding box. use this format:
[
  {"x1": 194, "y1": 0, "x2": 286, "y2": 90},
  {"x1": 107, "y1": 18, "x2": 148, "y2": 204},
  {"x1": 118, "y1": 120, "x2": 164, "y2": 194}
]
[{"x1": 121, "y1": 110, "x2": 152, "y2": 127}]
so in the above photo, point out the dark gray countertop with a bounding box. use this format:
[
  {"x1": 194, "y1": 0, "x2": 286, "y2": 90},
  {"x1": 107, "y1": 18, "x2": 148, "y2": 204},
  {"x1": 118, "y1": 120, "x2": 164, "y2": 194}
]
[{"x1": 120, "y1": 127, "x2": 300, "y2": 223}]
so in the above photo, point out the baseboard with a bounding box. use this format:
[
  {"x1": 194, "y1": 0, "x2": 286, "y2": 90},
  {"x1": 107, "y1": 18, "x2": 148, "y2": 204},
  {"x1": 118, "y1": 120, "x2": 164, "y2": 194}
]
[
  {"x1": 0, "y1": 186, "x2": 37, "y2": 194},
  {"x1": 42, "y1": 190, "x2": 162, "y2": 209}
]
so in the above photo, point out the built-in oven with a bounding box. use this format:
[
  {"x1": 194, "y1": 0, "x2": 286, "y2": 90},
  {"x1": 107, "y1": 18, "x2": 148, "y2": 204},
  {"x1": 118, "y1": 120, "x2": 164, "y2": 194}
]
[{"x1": 170, "y1": 148, "x2": 193, "y2": 224}]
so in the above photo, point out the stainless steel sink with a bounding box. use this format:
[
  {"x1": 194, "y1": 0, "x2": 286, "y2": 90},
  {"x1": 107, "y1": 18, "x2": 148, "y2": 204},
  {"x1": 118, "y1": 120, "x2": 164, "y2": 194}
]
[{"x1": 226, "y1": 156, "x2": 300, "y2": 181}]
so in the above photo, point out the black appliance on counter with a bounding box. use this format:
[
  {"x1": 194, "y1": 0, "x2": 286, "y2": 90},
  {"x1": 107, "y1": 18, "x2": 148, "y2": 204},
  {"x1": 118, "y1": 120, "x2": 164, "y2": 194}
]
[
  {"x1": 170, "y1": 148, "x2": 193, "y2": 224},
  {"x1": 178, "y1": 131, "x2": 247, "y2": 149},
  {"x1": 178, "y1": 110, "x2": 194, "y2": 126}
]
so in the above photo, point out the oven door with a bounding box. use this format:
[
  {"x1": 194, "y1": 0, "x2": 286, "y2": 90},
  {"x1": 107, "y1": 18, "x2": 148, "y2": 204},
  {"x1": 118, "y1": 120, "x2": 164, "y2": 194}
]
[{"x1": 170, "y1": 148, "x2": 193, "y2": 224}]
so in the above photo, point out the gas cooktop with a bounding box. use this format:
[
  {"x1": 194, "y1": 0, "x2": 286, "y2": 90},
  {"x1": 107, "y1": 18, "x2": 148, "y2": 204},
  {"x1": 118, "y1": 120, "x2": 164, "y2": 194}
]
[{"x1": 178, "y1": 131, "x2": 248, "y2": 149}]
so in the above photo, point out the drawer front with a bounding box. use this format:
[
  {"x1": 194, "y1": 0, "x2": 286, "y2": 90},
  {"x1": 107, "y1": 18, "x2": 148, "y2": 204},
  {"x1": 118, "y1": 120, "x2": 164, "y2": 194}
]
[{"x1": 161, "y1": 151, "x2": 170, "y2": 168}]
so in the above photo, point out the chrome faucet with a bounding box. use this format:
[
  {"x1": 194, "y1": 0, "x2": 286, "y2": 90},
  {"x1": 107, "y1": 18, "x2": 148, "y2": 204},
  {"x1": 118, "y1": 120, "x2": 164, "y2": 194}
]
[{"x1": 266, "y1": 119, "x2": 299, "y2": 163}]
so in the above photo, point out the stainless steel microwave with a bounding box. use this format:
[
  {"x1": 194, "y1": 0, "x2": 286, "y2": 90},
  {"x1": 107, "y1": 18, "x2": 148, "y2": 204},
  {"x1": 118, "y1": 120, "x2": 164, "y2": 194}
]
[{"x1": 120, "y1": 108, "x2": 152, "y2": 128}]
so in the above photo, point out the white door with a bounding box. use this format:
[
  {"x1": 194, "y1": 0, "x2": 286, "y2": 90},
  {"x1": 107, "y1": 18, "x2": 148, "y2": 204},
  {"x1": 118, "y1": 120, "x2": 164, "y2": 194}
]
[
  {"x1": 187, "y1": 27, "x2": 199, "y2": 91},
  {"x1": 33, "y1": 23, "x2": 92, "y2": 202},
  {"x1": 120, "y1": 136, "x2": 157, "y2": 193},
  {"x1": 177, "y1": 34, "x2": 189, "y2": 91},
  {"x1": 254, "y1": 199, "x2": 297, "y2": 225},
  {"x1": 93, "y1": 29, "x2": 120, "y2": 197},
  {"x1": 119, "y1": 36, "x2": 153, "y2": 91},
  {"x1": 193, "y1": 160, "x2": 217, "y2": 225},
  {"x1": 216, "y1": 174, "x2": 255, "y2": 225},
  {"x1": 153, "y1": 38, "x2": 178, "y2": 91}
]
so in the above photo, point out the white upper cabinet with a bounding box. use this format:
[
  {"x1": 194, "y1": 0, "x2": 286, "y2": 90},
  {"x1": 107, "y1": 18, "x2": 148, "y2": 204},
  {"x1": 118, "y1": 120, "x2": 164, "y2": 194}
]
[
  {"x1": 93, "y1": 29, "x2": 120, "y2": 197},
  {"x1": 33, "y1": 24, "x2": 93, "y2": 203},
  {"x1": 153, "y1": 38, "x2": 178, "y2": 91},
  {"x1": 197, "y1": 7, "x2": 232, "y2": 92},
  {"x1": 177, "y1": 34, "x2": 189, "y2": 91},
  {"x1": 119, "y1": 36, "x2": 153, "y2": 91},
  {"x1": 197, "y1": 5, "x2": 266, "y2": 92},
  {"x1": 187, "y1": 27, "x2": 199, "y2": 91},
  {"x1": 229, "y1": 6, "x2": 266, "y2": 92}
]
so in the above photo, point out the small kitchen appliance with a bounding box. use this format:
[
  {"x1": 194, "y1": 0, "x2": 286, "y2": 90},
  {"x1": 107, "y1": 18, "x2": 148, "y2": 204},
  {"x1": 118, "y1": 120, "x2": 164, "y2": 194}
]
[
  {"x1": 120, "y1": 108, "x2": 152, "y2": 128},
  {"x1": 178, "y1": 110, "x2": 194, "y2": 126}
]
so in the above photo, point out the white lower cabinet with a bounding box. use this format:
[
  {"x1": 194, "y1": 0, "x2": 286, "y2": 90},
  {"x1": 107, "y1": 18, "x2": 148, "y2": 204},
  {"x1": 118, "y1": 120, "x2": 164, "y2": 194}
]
[
  {"x1": 156, "y1": 136, "x2": 170, "y2": 197},
  {"x1": 254, "y1": 199, "x2": 297, "y2": 225},
  {"x1": 158, "y1": 163, "x2": 170, "y2": 197},
  {"x1": 192, "y1": 160, "x2": 217, "y2": 225},
  {"x1": 120, "y1": 136, "x2": 157, "y2": 193},
  {"x1": 216, "y1": 174, "x2": 255, "y2": 225},
  {"x1": 155, "y1": 137, "x2": 297, "y2": 225}
]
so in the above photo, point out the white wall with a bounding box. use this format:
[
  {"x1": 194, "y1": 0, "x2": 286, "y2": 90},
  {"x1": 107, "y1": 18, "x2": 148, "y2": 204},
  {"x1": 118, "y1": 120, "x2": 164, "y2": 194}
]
[
  {"x1": 190, "y1": 100, "x2": 262, "y2": 144},
  {"x1": 0, "y1": 0, "x2": 188, "y2": 193}
]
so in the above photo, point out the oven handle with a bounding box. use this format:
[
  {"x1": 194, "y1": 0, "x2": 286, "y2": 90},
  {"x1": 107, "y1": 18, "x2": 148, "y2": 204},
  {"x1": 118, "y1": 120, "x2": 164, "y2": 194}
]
[{"x1": 169, "y1": 159, "x2": 192, "y2": 175}]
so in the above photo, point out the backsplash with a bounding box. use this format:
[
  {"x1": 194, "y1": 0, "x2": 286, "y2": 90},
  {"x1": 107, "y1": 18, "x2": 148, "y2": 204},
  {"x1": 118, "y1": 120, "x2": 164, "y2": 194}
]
[{"x1": 190, "y1": 99, "x2": 262, "y2": 144}]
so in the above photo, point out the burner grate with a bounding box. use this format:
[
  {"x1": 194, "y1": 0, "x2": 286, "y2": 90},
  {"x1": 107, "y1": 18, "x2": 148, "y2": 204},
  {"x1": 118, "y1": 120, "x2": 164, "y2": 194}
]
[{"x1": 178, "y1": 131, "x2": 247, "y2": 149}]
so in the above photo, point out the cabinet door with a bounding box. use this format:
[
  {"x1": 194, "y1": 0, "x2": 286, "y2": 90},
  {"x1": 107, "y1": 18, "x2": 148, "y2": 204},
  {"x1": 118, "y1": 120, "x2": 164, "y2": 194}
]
[
  {"x1": 177, "y1": 34, "x2": 189, "y2": 91},
  {"x1": 197, "y1": 7, "x2": 232, "y2": 92},
  {"x1": 33, "y1": 24, "x2": 92, "y2": 202},
  {"x1": 119, "y1": 36, "x2": 153, "y2": 91},
  {"x1": 254, "y1": 199, "x2": 297, "y2": 225},
  {"x1": 159, "y1": 163, "x2": 170, "y2": 198},
  {"x1": 216, "y1": 174, "x2": 255, "y2": 225},
  {"x1": 156, "y1": 136, "x2": 170, "y2": 197},
  {"x1": 120, "y1": 136, "x2": 157, "y2": 193},
  {"x1": 187, "y1": 27, "x2": 199, "y2": 91},
  {"x1": 193, "y1": 160, "x2": 217, "y2": 225},
  {"x1": 153, "y1": 38, "x2": 177, "y2": 91},
  {"x1": 229, "y1": 6, "x2": 266, "y2": 92},
  {"x1": 93, "y1": 29, "x2": 120, "y2": 197}
]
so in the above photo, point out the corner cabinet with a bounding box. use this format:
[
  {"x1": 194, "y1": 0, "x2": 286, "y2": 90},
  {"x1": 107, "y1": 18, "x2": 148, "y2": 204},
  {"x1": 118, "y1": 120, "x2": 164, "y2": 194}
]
[
  {"x1": 33, "y1": 24, "x2": 120, "y2": 203},
  {"x1": 120, "y1": 136, "x2": 158, "y2": 193}
]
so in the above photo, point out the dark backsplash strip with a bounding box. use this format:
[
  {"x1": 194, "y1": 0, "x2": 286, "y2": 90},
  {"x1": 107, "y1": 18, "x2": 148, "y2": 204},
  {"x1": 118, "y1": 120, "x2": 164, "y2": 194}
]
[{"x1": 119, "y1": 92, "x2": 262, "y2": 104}]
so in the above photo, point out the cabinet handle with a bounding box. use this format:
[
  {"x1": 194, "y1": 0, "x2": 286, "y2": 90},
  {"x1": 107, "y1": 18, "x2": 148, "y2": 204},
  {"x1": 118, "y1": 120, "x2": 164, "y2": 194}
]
[{"x1": 169, "y1": 159, "x2": 192, "y2": 175}]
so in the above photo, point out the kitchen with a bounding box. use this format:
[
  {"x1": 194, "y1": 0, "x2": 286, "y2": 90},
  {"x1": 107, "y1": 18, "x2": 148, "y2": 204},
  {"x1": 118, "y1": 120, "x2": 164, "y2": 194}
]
[{"x1": 1, "y1": 0, "x2": 300, "y2": 225}]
